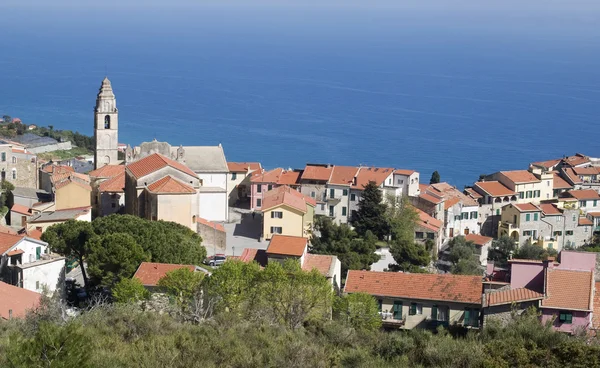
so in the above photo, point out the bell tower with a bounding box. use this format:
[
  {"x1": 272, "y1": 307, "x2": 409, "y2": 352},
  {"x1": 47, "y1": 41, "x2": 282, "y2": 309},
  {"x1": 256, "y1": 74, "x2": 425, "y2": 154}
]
[{"x1": 94, "y1": 77, "x2": 119, "y2": 169}]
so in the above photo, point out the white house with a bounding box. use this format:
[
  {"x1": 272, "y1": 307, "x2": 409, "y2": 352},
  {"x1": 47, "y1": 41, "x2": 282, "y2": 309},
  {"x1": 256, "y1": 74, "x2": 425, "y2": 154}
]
[
  {"x1": 464, "y1": 234, "x2": 492, "y2": 266},
  {"x1": 390, "y1": 169, "x2": 421, "y2": 197}
]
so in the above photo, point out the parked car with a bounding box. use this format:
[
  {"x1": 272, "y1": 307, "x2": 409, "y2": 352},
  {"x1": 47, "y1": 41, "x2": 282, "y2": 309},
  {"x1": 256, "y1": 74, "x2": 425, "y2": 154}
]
[{"x1": 204, "y1": 255, "x2": 226, "y2": 267}]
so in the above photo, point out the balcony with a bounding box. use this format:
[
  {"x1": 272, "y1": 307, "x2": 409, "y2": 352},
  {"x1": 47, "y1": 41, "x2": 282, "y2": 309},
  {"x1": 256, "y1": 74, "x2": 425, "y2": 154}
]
[{"x1": 379, "y1": 311, "x2": 406, "y2": 327}]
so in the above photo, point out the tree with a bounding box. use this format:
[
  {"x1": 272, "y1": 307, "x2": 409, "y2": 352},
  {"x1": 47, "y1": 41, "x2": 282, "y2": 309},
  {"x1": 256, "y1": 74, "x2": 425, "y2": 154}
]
[
  {"x1": 334, "y1": 292, "x2": 381, "y2": 332},
  {"x1": 311, "y1": 216, "x2": 379, "y2": 277},
  {"x1": 386, "y1": 195, "x2": 418, "y2": 246},
  {"x1": 389, "y1": 241, "x2": 430, "y2": 272},
  {"x1": 514, "y1": 244, "x2": 557, "y2": 261},
  {"x1": 87, "y1": 233, "x2": 148, "y2": 287},
  {"x1": 430, "y1": 171, "x2": 441, "y2": 184},
  {"x1": 205, "y1": 260, "x2": 261, "y2": 315},
  {"x1": 158, "y1": 268, "x2": 204, "y2": 309},
  {"x1": 2, "y1": 115, "x2": 11, "y2": 124},
  {"x1": 42, "y1": 220, "x2": 96, "y2": 288},
  {"x1": 112, "y1": 278, "x2": 150, "y2": 304},
  {"x1": 488, "y1": 235, "x2": 517, "y2": 267},
  {"x1": 446, "y1": 236, "x2": 481, "y2": 275},
  {"x1": 353, "y1": 181, "x2": 388, "y2": 239}
]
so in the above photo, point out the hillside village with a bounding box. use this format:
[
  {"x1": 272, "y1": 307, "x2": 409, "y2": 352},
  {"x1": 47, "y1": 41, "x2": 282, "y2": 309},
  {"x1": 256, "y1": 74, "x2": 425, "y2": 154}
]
[{"x1": 2, "y1": 77, "x2": 600, "y2": 337}]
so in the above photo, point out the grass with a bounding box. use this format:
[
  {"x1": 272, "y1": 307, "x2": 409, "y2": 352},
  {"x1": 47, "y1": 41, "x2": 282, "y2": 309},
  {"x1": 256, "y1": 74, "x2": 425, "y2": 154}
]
[{"x1": 37, "y1": 147, "x2": 93, "y2": 161}]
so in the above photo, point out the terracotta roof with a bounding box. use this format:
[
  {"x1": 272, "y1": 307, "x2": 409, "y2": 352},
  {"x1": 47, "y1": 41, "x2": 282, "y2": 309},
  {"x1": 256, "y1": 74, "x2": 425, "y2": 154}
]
[
  {"x1": 344, "y1": 270, "x2": 482, "y2": 304},
  {"x1": 0, "y1": 225, "x2": 18, "y2": 235},
  {"x1": 133, "y1": 262, "x2": 196, "y2": 287},
  {"x1": 196, "y1": 217, "x2": 225, "y2": 232},
  {"x1": 237, "y1": 248, "x2": 268, "y2": 266},
  {"x1": 474, "y1": 181, "x2": 516, "y2": 197},
  {"x1": 394, "y1": 169, "x2": 416, "y2": 176},
  {"x1": 464, "y1": 234, "x2": 493, "y2": 247},
  {"x1": 261, "y1": 185, "x2": 316, "y2": 213},
  {"x1": 500, "y1": 170, "x2": 540, "y2": 184},
  {"x1": 7, "y1": 249, "x2": 24, "y2": 256},
  {"x1": 513, "y1": 203, "x2": 540, "y2": 212},
  {"x1": 562, "y1": 154, "x2": 590, "y2": 167},
  {"x1": 579, "y1": 217, "x2": 593, "y2": 226},
  {"x1": 328, "y1": 166, "x2": 359, "y2": 186},
  {"x1": 542, "y1": 268, "x2": 593, "y2": 311},
  {"x1": 54, "y1": 178, "x2": 92, "y2": 192},
  {"x1": 538, "y1": 203, "x2": 562, "y2": 216},
  {"x1": 464, "y1": 187, "x2": 483, "y2": 200},
  {"x1": 127, "y1": 153, "x2": 197, "y2": 179},
  {"x1": 352, "y1": 167, "x2": 394, "y2": 190},
  {"x1": 26, "y1": 228, "x2": 42, "y2": 240},
  {"x1": 531, "y1": 159, "x2": 561, "y2": 169},
  {"x1": 42, "y1": 165, "x2": 74, "y2": 174},
  {"x1": 11, "y1": 204, "x2": 31, "y2": 216},
  {"x1": 486, "y1": 287, "x2": 543, "y2": 307},
  {"x1": 0, "y1": 282, "x2": 41, "y2": 320},
  {"x1": 266, "y1": 235, "x2": 308, "y2": 257},
  {"x1": 301, "y1": 165, "x2": 333, "y2": 181},
  {"x1": 278, "y1": 171, "x2": 301, "y2": 185},
  {"x1": 416, "y1": 208, "x2": 443, "y2": 232},
  {"x1": 587, "y1": 212, "x2": 600, "y2": 218},
  {"x1": 552, "y1": 172, "x2": 573, "y2": 189},
  {"x1": 444, "y1": 197, "x2": 461, "y2": 209},
  {"x1": 418, "y1": 192, "x2": 443, "y2": 205},
  {"x1": 250, "y1": 168, "x2": 283, "y2": 184},
  {"x1": 593, "y1": 282, "x2": 600, "y2": 330},
  {"x1": 429, "y1": 183, "x2": 479, "y2": 207},
  {"x1": 0, "y1": 232, "x2": 24, "y2": 255},
  {"x1": 227, "y1": 162, "x2": 261, "y2": 172},
  {"x1": 302, "y1": 254, "x2": 335, "y2": 278},
  {"x1": 562, "y1": 168, "x2": 583, "y2": 185},
  {"x1": 572, "y1": 166, "x2": 599, "y2": 176},
  {"x1": 51, "y1": 171, "x2": 90, "y2": 184},
  {"x1": 567, "y1": 189, "x2": 600, "y2": 200},
  {"x1": 88, "y1": 164, "x2": 125, "y2": 179},
  {"x1": 147, "y1": 175, "x2": 196, "y2": 194},
  {"x1": 98, "y1": 172, "x2": 125, "y2": 193},
  {"x1": 12, "y1": 148, "x2": 25, "y2": 154}
]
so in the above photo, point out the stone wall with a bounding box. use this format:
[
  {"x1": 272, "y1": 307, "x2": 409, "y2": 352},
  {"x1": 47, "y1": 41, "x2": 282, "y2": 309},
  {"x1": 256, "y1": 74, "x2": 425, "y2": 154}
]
[
  {"x1": 197, "y1": 221, "x2": 226, "y2": 253},
  {"x1": 27, "y1": 141, "x2": 72, "y2": 154}
]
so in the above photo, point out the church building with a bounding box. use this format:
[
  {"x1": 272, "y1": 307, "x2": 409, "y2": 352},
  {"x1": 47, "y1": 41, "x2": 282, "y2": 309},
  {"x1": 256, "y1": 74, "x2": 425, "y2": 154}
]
[{"x1": 94, "y1": 77, "x2": 119, "y2": 169}]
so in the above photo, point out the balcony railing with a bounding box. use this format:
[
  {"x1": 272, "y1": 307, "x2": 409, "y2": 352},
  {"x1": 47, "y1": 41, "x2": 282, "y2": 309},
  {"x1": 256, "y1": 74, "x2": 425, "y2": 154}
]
[{"x1": 379, "y1": 311, "x2": 406, "y2": 326}]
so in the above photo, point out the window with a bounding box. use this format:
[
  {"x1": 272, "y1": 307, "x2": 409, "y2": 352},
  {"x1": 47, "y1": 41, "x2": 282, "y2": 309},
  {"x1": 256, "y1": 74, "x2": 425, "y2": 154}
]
[
  {"x1": 378, "y1": 299, "x2": 382, "y2": 312},
  {"x1": 342, "y1": 189, "x2": 348, "y2": 196},
  {"x1": 329, "y1": 206, "x2": 334, "y2": 217},
  {"x1": 496, "y1": 209, "x2": 500, "y2": 216},
  {"x1": 35, "y1": 247, "x2": 41, "y2": 260},
  {"x1": 231, "y1": 173, "x2": 237, "y2": 180},
  {"x1": 310, "y1": 191, "x2": 315, "y2": 198},
  {"x1": 415, "y1": 232, "x2": 424, "y2": 239},
  {"x1": 388, "y1": 178, "x2": 392, "y2": 185},
  {"x1": 547, "y1": 181, "x2": 550, "y2": 187},
  {"x1": 409, "y1": 303, "x2": 422, "y2": 316},
  {"x1": 513, "y1": 215, "x2": 517, "y2": 223},
  {"x1": 519, "y1": 192, "x2": 524, "y2": 199},
  {"x1": 580, "y1": 200, "x2": 587, "y2": 207},
  {"x1": 548, "y1": 243, "x2": 553, "y2": 249},
  {"x1": 111, "y1": 203, "x2": 116, "y2": 208},
  {"x1": 11, "y1": 169, "x2": 16, "y2": 180},
  {"x1": 270, "y1": 226, "x2": 282, "y2": 234},
  {"x1": 470, "y1": 211, "x2": 478, "y2": 219},
  {"x1": 342, "y1": 207, "x2": 347, "y2": 216},
  {"x1": 350, "y1": 194, "x2": 356, "y2": 201},
  {"x1": 566, "y1": 230, "x2": 574, "y2": 236},
  {"x1": 594, "y1": 200, "x2": 598, "y2": 207},
  {"x1": 271, "y1": 211, "x2": 283, "y2": 219},
  {"x1": 534, "y1": 190, "x2": 540, "y2": 198},
  {"x1": 320, "y1": 204, "x2": 325, "y2": 211},
  {"x1": 393, "y1": 301, "x2": 402, "y2": 320},
  {"x1": 1, "y1": 152, "x2": 5, "y2": 162},
  {"x1": 585, "y1": 226, "x2": 588, "y2": 233},
  {"x1": 559, "y1": 311, "x2": 573, "y2": 324},
  {"x1": 330, "y1": 189, "x2": 335, "y2": 198},
  {"x1": 461, "y1": 212, "x2": 468, "y2": 220},
  {"x1": 526, "y1": 214, "x2": 531, "y2": 222},
  {"x1": 398, "y1": 179, "x2": 404, "y2": 185},
  {"x1": 523, "y1": 230, "x2": 532, "y2": 236},
  {"x1": 268, "y1": 184, "x2": 273, "y2": 191},
  {"x1": 431, "y1": 305, "x2": 438, "y2": 320},
  {"x1": 104, "y1": 115, "x2": 111, "y2": 129},
  {"x1": 533, "y1": 213, "x2": 538, "y2": 221},
  {"x1": 454, "y1": 215, "x2": 460, "y2": 221},
  {"x1": 11, "y1": 156, "x2": 16, "y2": 164},
  {"x1": 526, "y1": 191, "x2": 532, "y2": 198},
  {"x1": 464, "y1": 308, "x2": 480, "y2": 327},
  {"x1": 427, "y1": 233, "x2": 435, "y2": 240},
  {"x1": 257, "y1": 185, "x2": 262, "y2": 193},
  {"x1": 553, "y1": 231, "x2": 562, "y2": 236},
  {"x1": 573, "y1": 214, "x2": 576, "y2": 222},
  {"x1": 256, "y1": 198, "x2": 262, "y2": 207},
  {"x1": 192, "y1": 215, "x2": 196, "y2": 223},
  {"x1": 36, "y1": 281, "x2": 39, "y2": 290}
]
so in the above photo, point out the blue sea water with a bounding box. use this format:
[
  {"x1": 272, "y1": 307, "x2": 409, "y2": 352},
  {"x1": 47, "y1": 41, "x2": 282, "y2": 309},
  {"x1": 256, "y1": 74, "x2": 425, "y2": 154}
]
[{"x1": 0, "y1": 2, "x2": 599, "y2": 187}]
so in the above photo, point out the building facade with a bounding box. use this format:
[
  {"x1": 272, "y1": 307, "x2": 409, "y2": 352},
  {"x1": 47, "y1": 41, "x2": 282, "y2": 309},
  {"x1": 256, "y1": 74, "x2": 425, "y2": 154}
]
[{"x1": 94, "y1": 77, "x2": 119, "y2": 169}]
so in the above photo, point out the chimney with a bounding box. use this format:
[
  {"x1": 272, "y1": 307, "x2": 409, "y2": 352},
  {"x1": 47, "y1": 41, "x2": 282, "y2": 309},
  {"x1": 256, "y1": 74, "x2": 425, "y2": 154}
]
[{"x1": 8, "y1": 309, "x2": 12, "y2": 320}]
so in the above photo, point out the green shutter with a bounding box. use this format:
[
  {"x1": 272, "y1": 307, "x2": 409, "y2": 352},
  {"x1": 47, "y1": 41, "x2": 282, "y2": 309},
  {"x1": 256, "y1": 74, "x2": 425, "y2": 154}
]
[
  {"x1": 464, "y1": 308, "x2": 471, "y2": 324},
  {"x1": 393, "y1": 301, "x2": 402, "y2": 320},
  {"x1": 473, "y1": 309, "x2": 480, "y2": 327},
  {"x1": 409, "y1": 303, "x2": 416, "y2": 316},
  {"x1": 534, "y1": 213, "x2": 538, "y2": 221},
  {"x1": 330, "y1": 189, "x2": 335, "y2": 198},
  {"x1": 474, "y1": 212, "x2": 478, "y2": 219},
  {"x1": 342, "y1": 207, "x2": 347, "y2": 216},
  {"x1": 566, "y1": 313, "x2": 572, "y2": 324},
  {"x1": 343, "y1": 189, "x2": 348, "y2": 196},
  {"x1": 378, "y1": 299, "x2": 382, "y2": 312},
  {"x1": 526, "y1": 214, "x2": 530, "y2": 221},
  {"x1": 496, "y1": 209, "x2": 500, "y2": 215},
  {"x1": 431, "y1": 305, "x2": 438, "y2": 321},
  {"x1": 36, "y1": 247, "x2": 41, "y2": 260}
]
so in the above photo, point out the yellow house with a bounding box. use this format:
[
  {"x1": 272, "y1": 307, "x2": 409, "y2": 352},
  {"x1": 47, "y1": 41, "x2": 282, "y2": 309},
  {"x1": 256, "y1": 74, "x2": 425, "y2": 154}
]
[
  {"x1": 261, "y1": 185, "x2": 316, "y2": 240},
  {"x1": 496, "y1": 170, "x2": 552, "y2": 203},
  {"x1": 53, "y1": 175, "x2": 92, "y2": 211}
]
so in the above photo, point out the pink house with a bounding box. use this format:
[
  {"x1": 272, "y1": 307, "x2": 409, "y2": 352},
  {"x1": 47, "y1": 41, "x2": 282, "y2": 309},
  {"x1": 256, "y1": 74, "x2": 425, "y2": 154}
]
[{"x1": 249, "y1": 168, "x2": 301, "y2": 211}]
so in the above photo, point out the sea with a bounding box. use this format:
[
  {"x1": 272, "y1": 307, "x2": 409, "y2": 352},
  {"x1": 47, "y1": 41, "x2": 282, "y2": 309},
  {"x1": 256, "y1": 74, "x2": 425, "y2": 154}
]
[{"x1": 0, "y1": 1, "x2": 599, "y2": 188}]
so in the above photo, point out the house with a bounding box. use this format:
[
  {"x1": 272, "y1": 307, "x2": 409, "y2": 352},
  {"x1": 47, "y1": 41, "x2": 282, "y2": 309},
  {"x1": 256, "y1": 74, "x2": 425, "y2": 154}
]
[
  {"x1": 586, "y1": 212, "x2": 600, "y2": 234},
  {"x1": 196, "y1": 217, "x2": 226, "y2": 254},
  {"x1": 411, "y1": 185, "x2": 445, "y2": 223},
  {"x1": 26, "y1": 206, "x2": 92, "y2": 233},
  {"x1": 494, "y1": 170, "x2": 553, "y2": 202},
  {"x1": 324, "y1": 165, "x2": 359, "y2": 224},
  {"x1": 0, "y1": 282, "x2": 41, "y2": 320},
  {"x1": 10, "y1": 203, "x2": 32, "y2": 228},
  {"x1": 552, "y1": 172, "x2": 573, "y2": 198},
  {"x1": 88, "y1": 164, "x2": 125, "y2": 216},
  {"x1": 0, "y1": 140, "x2": 38, "y2": 189},
  {"x1": 427, "y1": 182, "x2": 480, "y2": 237},
  {"x1": 0, "y1": 232, "x2": 66, "y2": 294},
  {"x1": 484, "y1": 251, "x2": 596, "y2": 334},
  {"x1": 464, "y1": 234, "x2": 493, "y2": 266},
  {"x1": 344, "y1": 270, "x2": 483, "y2": 330},
  {"x1": 560, "y1": 153, "x2": 591, "y2": 169},
  {"x1": 561, "y1": 189, "x2": 600, "y2": 214},
  {"x1": 239, "y1": 234, "x2": 342, "y2": 288},
  {"x1": 133, "y1": 262, "x2": 199, "y2": 291},
  {"x1": 469, "y1": 181, "x2": 517, "y2": 237},
  {"x1": 349, "y1": 167, "x2": 395, "y2": 222},
  {"x1": 11, "y1": 187, "x2": 51, "y2": 208},
  {"x1": 530, "y1": 159, "x2": 561, "y2": 173},
  {"x1": 53, "y1": 172, "x2": 92, "y2": 211},
  {"x1": 227, "y1": 162, "x2": 262, "y2": 206},
  {"x1": 415, "y1": 208, "x2": 444, "y2": 252},
  {"x1": 39, "y1": 164, "x2": 74, "y2": 193},
  {"x1": 250, "y1": 168, "x2": 301, "y2": 211},
  {"x1": 298, "y1": 164, "x2": 334, "y2": 217},
  {"x1": 261, "y1": 185, "x2": 316, "y2": 240},
  {"x1": 561, "y1": 167, "x2": 584, "y2": 188},
  {"x1": 391, "y1": 169, "x2": 420, "y2": 197},
  {"x1": 125, "y1": 153, "x2": 201, "y2": 230}
]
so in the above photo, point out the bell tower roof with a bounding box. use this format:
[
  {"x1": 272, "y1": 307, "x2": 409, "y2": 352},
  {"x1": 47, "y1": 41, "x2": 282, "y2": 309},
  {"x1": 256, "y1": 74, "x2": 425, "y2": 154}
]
[{"x1": 97, "y1": 77, "x2": 115, "y2": 99}]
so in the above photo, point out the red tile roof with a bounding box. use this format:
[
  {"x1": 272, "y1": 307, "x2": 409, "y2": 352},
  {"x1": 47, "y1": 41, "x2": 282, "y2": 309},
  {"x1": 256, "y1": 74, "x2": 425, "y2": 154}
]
[
  {"x1": 278, "y1": 171, "x2": 301, "y2": 186},
  {"x1": 133, "y1": 262, "x2": 196, "y2": 287},
  {"x1": 352, "y1": 167, "x2": 394, "y2": 190},
  {"x1": 0, "y1": 232, "x2": 24, "y2": 255},
  {"x1": 261, "y1": 185, "x2": 316, "y2": 213},
  {"x1": 250, "y1": 168, "x2": 284, "y2": 184},
  {"x1": 237, "y1": 248, "x2": 268, "y2": 266},
  {"x1": 0, "y1": 225, "x2": 18, "y2": 235},
  {"x1": 562, "y1": 154, "x2": 590, "y2": 167},
  {"x1": 567, "y1": 189, "x2": 600, "y2": 200},
  {"x1": 88, "y1": 164, "x2": 125, "y2": 179},
  {"x1": 147, "y1": 175, "x2": 196, "y2": 194},
  {"x1": 7, "y1": 249, "x2": 24, "y2": 256},
  {"x1": 572, "y1": 166, "x2": 599, "y2": 176},
  {"x1": 587, "y1": 212, "x2": 600, "y2": 218},
  {"x1": 538, "y1": 203, "x2": 562, "y2": 216},
  {"x1": 11, "y1": 204, "x2": 31, "y2": 216},
  {"x1": 227, "y1": 162, "x2": 261, "y2": 172},
  {"x1": 464, "y1": 234, "x2": 493, "y2": 247},
  {"x1": 444, "y1": 197, "x2": 461, "y2": 209},
  {"x1": 429, "y1": 183, "x2": 478, "y2": 207},
  {"x1": 474, "y1": 181, "x2": 516, "y2": 197},
  {"x1": 394, "y1": 169, "x2": 415, "y2": 176},
  {"x1": 562, "y1": 168, "x2": 583, "y2": 185},
  {"x1": 301, "y1": 165, "x2": 333, "y2": 181},
  {"x1": 26, "y1": 228, "x2": 42, "y2": 241},
  {"x1": 196, "y1": 217, "x2": 225, "y2": 232},
  {"x1": 531, "y1": 159, "x2": 561, "y2": 169},
  {"x1": 302, "y1": 254, "x2": 335, "y2": 278},
  {"x1": 593, "y1": 282, "x2": 600, "y2": 330},
  {"x1": 416, "y1": 209, "x2": 443, "y2": 232},
  {"x1": 579, "y1": 217, "x2": 593, "y2": 226},
  {"x1": 54, "y1": 178, "x2": 92, "y2": 192},
  {"x1": 552, "y1": 172, "x2": 573, "y2": 189},
  {"x1": 127, "y1": 153, "x2": 197, "y2": 179},
  {"x1": 486, "y1": 287, "x2": 543, "y2": 307},
  {"x1": 42, "y1": 165, "x2": 74, "y2": 174},
  {"x1": 542, "y1": 269, "x2": 593, "y2": 311},
  {"x1": 344, "y1": 270, "x2": 482, "y2": 304},
  {"x1": 98, "y1": 172, "x2": 125, "y2": 193},
  {"x1": 464, "y1": 187, "x2": 483, "y2": 200},
  {"x1": 0, "y1": 282, "x2": 41, "y2": 320},
  {"x1": 513, "y1": 203, "x2": 540, "y2": 212},
  {"x1": 500, "y1": 170, "x2": 540, "y2": 184},
  {"x1": 266, "y1": 235, "x2": 308, "y2": 257},
  {"x1": 418, "y1": 192, "x2": 443, "y2": 205},
  {"x1": 328, "y1": 166, "x2": 359, "y2": 186}
]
